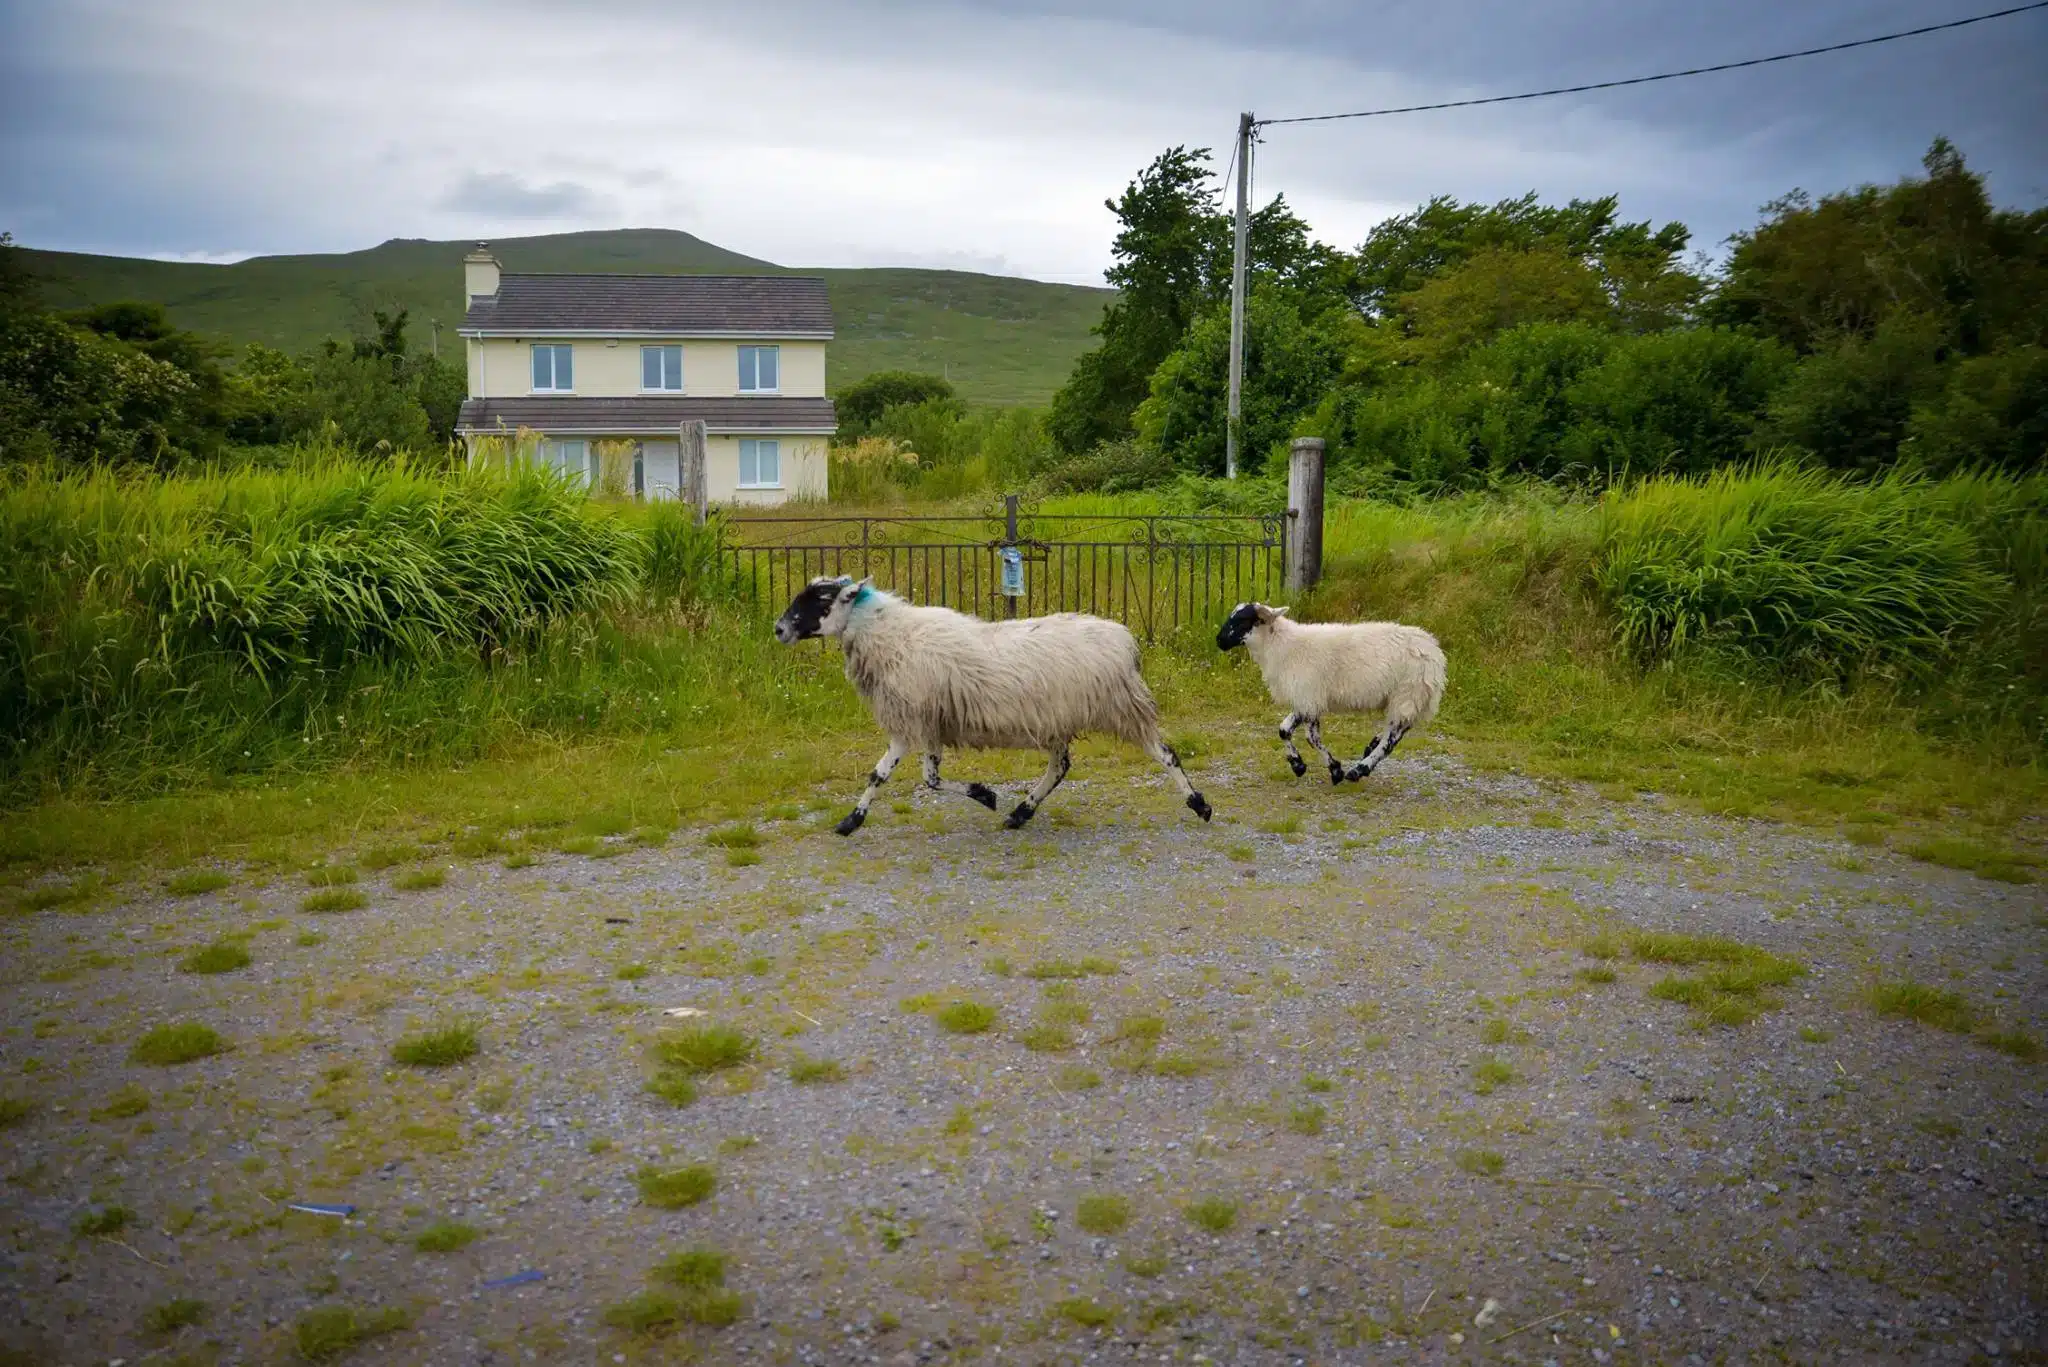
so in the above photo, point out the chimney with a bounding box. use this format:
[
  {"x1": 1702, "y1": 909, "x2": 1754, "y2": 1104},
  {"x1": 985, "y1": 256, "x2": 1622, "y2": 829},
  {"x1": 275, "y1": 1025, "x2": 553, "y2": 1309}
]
[{"x1": 463, "y1": 242, "x2": 500, "y2": 303}]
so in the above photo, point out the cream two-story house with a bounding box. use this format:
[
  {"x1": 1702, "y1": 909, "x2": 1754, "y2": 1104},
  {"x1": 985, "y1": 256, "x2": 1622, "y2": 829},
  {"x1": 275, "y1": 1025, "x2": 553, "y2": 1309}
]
[{"x1": 453, "y1": 245, "x2": 835, "y2": 503}]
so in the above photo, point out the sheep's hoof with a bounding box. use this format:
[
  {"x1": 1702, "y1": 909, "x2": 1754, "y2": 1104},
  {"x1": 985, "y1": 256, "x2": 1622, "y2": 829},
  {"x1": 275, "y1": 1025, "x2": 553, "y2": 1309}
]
[
  {"x1": 1345, "y1": 763, "x2": 1370, "y2": 783},
  {"x1": 1187, "y1": 793, "x2": 1213, "y2": 822},
  {"x1": 834, "y1": 810, "x2": 866, "y2": 836},
  {"x1": 1327, "y1": 760, "x2": 1345, "y2": 786},
  {"x1": 966, "y1": 783, "x2": 999, "y2": 811},
  {"x1": 1286, "y1": 754, "x2": 1307, "y2": 778},
  {"x1": 1004, "y1": 803, "x2": 1036, "y2": 830}
]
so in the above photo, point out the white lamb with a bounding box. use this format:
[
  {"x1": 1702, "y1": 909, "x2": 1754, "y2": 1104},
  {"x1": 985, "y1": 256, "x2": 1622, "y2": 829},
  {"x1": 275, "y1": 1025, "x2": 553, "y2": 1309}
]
[
  {"x1": 1216, "y1": 602, "x2": 1446, "y2": 785},
  {"x1": 774, "y1": 576, "x2": 1214, "y2": 834}
]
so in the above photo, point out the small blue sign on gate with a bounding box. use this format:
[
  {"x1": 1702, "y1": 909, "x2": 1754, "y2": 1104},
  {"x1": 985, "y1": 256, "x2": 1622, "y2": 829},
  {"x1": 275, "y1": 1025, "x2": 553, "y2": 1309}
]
[{"x1": 999, "y1": 546, "x2": 1025, "y2": 597}]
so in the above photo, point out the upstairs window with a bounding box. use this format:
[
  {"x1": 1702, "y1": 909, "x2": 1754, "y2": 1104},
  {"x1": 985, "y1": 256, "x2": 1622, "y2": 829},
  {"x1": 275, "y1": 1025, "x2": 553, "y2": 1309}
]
[
  {"x1": 738, "y1": 439, "x2": 780, "y2": 489},
  {"x1": 641, "y1": 345, "x2": 682, "y2": 392},
  {"x1": 531, "y1": 344, "x2": 574, "y2": 392},
  {"x1": 737, "y1": 345, "x2": 779, "y2": 393}
]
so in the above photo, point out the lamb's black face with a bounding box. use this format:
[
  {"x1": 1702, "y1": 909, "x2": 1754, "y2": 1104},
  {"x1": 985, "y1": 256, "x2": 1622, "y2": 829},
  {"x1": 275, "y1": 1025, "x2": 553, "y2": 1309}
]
[
  {"x1": 774, "y1": 576, "x2": 854, "y2": 643},
  {"x1": 1216, "y1": 602, "x2": 1261, "y2": 651}
]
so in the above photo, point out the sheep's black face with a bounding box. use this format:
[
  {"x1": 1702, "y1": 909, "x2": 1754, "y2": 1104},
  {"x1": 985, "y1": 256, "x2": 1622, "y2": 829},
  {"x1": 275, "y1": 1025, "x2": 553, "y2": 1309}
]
[
  {"x1": 775, "y1": 576, "x2": 864, "y2": 643},
  {"x1": 1216, "y1": 602, "x2": 1261, "y2": 651}
]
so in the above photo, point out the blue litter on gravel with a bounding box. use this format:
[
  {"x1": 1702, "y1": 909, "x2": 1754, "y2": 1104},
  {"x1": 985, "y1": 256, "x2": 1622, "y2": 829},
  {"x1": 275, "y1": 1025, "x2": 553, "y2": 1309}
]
[
  {"x1": 483, "y1": 1270, "x2": 545, "y2": 1289},
  {"x1": 286, "y1": 1202, "x2": 355, "y2": 1217}
]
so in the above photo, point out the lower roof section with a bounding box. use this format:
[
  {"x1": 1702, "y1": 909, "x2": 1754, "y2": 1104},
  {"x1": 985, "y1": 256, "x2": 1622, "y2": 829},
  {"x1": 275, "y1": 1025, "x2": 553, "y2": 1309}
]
[{"x1": 456, "y1": 396, "x2": 837, "y2": 436}]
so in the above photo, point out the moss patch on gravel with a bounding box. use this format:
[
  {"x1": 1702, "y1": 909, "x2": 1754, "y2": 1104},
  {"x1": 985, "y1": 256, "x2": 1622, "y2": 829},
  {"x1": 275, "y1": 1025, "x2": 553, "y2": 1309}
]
[
  {"x1": 636, "y1": 1164, "x2": 716, "y2": 1208},
  {"x1": 293, "y1": 1304, "x2": 411, "y2": 1361},
  {"x1": 178, "y1": 940, "x2": 251, "y2": 974},
  {"x1": 131, "y1": 1022, "x2": 225, "y2": 1065},
  {"x1": 391, "y1": 1023, "x2": 479, "y2": 1068}
]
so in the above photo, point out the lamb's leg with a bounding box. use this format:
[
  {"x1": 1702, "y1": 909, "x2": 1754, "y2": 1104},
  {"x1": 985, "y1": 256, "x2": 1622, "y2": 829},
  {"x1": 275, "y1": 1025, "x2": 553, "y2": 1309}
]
[
  {"x1": 836, "y1": 738, "x2": 907, "y2": 835},
  {"x1": 922, "y1": 751, "x2": 1000, "y2": 812},
  {"x1": 1146, "y1": 737, "x2": 1212, "y2": 822},
  {"x1": 1004, "y1": 746, "x2": 1071, "y2": 830},
  {"x1": 1344, "y1": 720, "x2": 1410, "y2": 782},
  {"x1": 1304, "y1": 718, "x2": 1345, "y2": 786},
  {"x1": 1277, "y1": 712, "x2": 1307, "y2": 778}
]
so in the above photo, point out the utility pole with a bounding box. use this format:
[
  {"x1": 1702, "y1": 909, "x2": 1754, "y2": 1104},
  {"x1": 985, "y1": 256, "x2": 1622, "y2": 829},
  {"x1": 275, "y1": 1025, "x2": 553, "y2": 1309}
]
[{"x1": 1226, "y1": 111, "x2": 1253, "y2": 480}]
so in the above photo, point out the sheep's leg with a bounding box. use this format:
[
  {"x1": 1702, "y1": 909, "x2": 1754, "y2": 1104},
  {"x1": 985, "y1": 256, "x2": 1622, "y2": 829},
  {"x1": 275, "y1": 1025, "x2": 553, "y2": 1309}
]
[
  {"x1": 1146, "y1": 737, "x2": 1213, "y2": 822},
  {"x1": 1345, "y1": 720, "x2": 1410, "y2": 782},
  {"x1": 1277, "y1": 712, "x2": 1307, "y2": 778},
  {"x1": 1304, "y1": 719, "x2": 1345, "y2": 786},
  {"x1": 836, "y1": 739, "x2": 908, "y2": 836},
  {"x1": 1004, "y1": 746, "x2": 1071, "y2": 830},
  {"x1": 922, "y1": 752, "x2": 999, "y2": 812}
]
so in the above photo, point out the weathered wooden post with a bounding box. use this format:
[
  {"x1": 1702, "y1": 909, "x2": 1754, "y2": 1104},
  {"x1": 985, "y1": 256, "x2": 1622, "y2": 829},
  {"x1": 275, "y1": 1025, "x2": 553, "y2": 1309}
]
[
  {"x1": 1285, "y1": 436, "x2": 1324, "y2": 595},
  {"x1": 680, "y1": 419, "x2": 708, "y2": 526}
]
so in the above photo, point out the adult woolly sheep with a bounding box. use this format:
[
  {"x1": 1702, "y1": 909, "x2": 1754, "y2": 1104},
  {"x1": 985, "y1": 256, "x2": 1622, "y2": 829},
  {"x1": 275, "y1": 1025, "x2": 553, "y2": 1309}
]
[
  {"x1": 1216, "y1": 602, "x2": 1446, "y2": 785},
  {"x1": 775, "y1": 576, "x2": 1214, "y2": 834}
]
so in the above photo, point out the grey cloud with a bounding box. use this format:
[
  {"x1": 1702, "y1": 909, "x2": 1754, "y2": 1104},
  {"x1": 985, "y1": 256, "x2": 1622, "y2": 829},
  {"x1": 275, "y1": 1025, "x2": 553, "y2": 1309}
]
[{"x1": 438, "y1": 173, "x2": 614, "y2": 220}]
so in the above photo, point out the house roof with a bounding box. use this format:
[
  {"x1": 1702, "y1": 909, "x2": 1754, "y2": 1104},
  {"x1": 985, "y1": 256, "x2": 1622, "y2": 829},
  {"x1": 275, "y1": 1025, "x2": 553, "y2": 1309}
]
[
  {"x1": 460, "y1": 273, "x2": 833, "y2": 337},
  {"x1": 456, "y1": 396, "x2": 838, "y2": 436}
]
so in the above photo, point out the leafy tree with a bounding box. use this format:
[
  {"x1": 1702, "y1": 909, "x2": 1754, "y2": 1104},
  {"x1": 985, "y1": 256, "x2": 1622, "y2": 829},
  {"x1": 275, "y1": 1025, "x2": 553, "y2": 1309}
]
[
  {"x1": 835, "y1": 371, "x2": 956, "y2": 437},
  {"x1": 1134, "y1": 292, "x2": 1342, "y2": 477},
  {"x1": 1050, "y1": 146, "x2": 1340, "y2": 453},
  {"x1": 1905, "y1": 346, "x2": 2048, "y2": 473},
  {"x1": 1711, "y1": 139, "x2": 2048, "y2": 357},
  {"x1": 1559, "y1": 328, "x2": 1794, "y2": 477},
  {"x1": 1350, "y1": 192, "x2": 1698, "y2": 325},
  {"x1": 1755, "y1": 312, "x2": 1948, "y2": 472},
  {"x1": 1393, "y1": 247, "x2": 1611, "y2": 364}
]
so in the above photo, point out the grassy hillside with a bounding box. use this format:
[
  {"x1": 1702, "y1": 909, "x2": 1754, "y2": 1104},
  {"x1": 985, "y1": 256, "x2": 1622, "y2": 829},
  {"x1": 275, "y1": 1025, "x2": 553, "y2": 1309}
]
[{"x1": 18, "y1": 229, "x2": 1109, "y2": 407}]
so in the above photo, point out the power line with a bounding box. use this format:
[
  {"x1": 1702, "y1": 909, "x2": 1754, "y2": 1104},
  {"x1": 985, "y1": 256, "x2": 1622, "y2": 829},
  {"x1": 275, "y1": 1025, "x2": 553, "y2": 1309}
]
[{"x1": 1258, "y1": 2, "x2": 2048, "y2": 126}]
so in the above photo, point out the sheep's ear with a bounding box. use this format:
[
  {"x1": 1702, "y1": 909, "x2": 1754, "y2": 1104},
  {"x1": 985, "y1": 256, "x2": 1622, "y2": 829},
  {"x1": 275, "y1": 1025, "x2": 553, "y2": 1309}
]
[
  {"x1": 1272, "y1": 605, "x2": 1290, "y2": 619},
  {"x1": 1253, "y1": 603, "x2": 1290, "y2": 624},
  {"x1": 838, "y1": 576, "x2": 871, "y2": 601}
]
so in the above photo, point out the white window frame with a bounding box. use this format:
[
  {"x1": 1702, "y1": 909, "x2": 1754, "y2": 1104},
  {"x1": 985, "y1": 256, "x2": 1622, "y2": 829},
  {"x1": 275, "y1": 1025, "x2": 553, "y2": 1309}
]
[
  {"x1": 531, "y1": 344, "x2": 574, "y2": 393},
  {"x1": 737, "y1": 345, "x2": 780, "y2": 394},
  {"x1": 541, "y1": 438, "x2": 592, "y2": 485},
  {"x1": 640, "y1": 344, "x2": 683, "y2": 393},
  {"x1": 738, "y1": 438, "x2": 781, "y2": 490}
]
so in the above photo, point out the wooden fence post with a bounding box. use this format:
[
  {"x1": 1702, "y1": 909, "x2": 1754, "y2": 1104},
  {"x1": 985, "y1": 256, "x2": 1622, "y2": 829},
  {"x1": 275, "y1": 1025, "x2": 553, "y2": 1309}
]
[
  {"x1": 680, "y1": 419, "x2": 708, "y2": 526},
  {"x1": 1285, "y1": 437, "x2": 1324, "y2": 596}
]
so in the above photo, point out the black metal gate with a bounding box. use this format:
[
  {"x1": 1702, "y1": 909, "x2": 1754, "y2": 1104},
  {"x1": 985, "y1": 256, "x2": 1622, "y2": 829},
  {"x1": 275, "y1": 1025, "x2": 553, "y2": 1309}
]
[{"x1": 722, "y1": 496, "x2": 1285, "y2": 642}]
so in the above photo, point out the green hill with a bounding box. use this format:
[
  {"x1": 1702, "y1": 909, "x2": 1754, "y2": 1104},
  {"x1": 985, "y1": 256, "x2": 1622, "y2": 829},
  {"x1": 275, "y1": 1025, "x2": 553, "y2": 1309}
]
[{"x1": 18, "y1": 229, "x2": 1110, "y2": 407}]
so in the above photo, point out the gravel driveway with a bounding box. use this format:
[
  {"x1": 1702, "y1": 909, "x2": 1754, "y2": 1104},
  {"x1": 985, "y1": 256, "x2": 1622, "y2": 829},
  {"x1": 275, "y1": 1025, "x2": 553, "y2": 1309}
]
[{"x1": 2, "y1": 749, "x2": 2043, "y2": 1365}]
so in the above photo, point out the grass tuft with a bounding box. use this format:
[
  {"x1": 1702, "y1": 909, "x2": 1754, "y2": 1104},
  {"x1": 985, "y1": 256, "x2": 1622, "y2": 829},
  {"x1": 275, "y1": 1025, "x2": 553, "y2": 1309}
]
[
  {"x1": 1867, "y1": 979, "x2": 1975, "y2": 1033},
  {"x1": 1628, "y1": 932, "x2": 1804, "y2": 1027},
  {"x1": 300, "y1": 888, "x2": 367, "y2": 914},
  {"x1": 412, "y1": 1220, "x2": 478, "y2": 1252},
  {"x1": 393, "y1": 867, "x2": 446, "y2": 891},
  {"x1": 636, "y1": 1164, "x2": 716, "y2": 1209},
  {"x1": 704, "y1": 824, "x2": 759, "y2": 849},
  {"x1": 294, "y1": 1305, "x2": 411, "y2": 1361},
  {"x1": 652, "y1": 1248, "x2": 726, "y2": 1289},
  {"x1": 304, "y1": 865, "x2": 359, "y2": 887},
  {"x1": 145, "y1": 1297, "x2": 208, "y2": 1333},
  {"x1": 0, "y1": 1096, "x2": 37, "y2": 1128},
  {"x1": 1286, "y1": 1103, "x2": 1328, "y2": 1135},
  {"x1": 131, "y1": 1023, "x2": 225, "y2": 1066},
  {"x1": 934, "y1": 1000, "x2": 998, "y2": 1034},
  {"x1": 166, "y1": 870, "x2": 230, "y2": 896},
  {"x1": 645, "y1": 1071, "x2": 698, "y2": 1107},
  {"x1": 1901, "y1": 837, "x2": 2038, "y2": 884},
  {"x1": 603, "y1": 1290, "x2": 681, "y2": 1335},
  {"x1": 1076, "y1": 1194, "x2": 1130, "y2": 1234},
  {"x1": 359, "y1": 843, "x2": 422, "y2": 870},
  {"x1": 654, "y1": 1025, "x2": 755, "y2": 1074},
  {"x1": 1454, "y1": 1147, "x2": 1506, "y2": 1177},
  {"x1": 1054, "y1": 1297, "x2": 1117, "y2": 1328},
  {"x1": 1183, "y1": 1198, "x2": 1237, "y2": 1233},
  {"x1": 1472, "y1": 1057, "x2": 1517, "y2": 1094},
  {"x1": 391, "y1": 1022, "x2": 479, "y2": 1068},
  {"x1": 178, "y1": 940, "x2": 251, "y2": 974},
  {"x1": 74, "y1": 1205, "x2": 133, "y2": 1236},
  {"x1": 788, "y1": 1055, "x2": 845, "y2": 1085}
]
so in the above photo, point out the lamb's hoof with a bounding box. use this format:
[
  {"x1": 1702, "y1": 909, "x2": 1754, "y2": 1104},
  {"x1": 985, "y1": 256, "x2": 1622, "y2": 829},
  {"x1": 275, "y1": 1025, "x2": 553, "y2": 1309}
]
[
  {"x1": 834, "y1": 810, "x2": 866, "y2": 836},
  {"x1": 1327, "y1": 760, "x2": 1345, "y2": 786},
  {"x1": 1345, "y1": 763, "x2": 1371, "y2": 783},
  {"x1": 1187, "y1": 793, "x2": 1213, "y2": 822},
  {"x1": 966, "y1": 783, "x2": 999, "y2": 811},
  {"x1": 1286, "y1": 754, "x2": 1307, "y2": 778},
  {"x1": 1004, "y1": 803, "x2": 1036, "y2": 830}
]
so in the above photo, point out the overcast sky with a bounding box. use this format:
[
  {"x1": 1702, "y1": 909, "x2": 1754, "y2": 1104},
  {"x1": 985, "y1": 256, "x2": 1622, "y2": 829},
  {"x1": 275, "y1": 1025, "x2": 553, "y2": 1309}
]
[{"x1": 2, "y1": 0, "x2": 2042, "y2": 282}]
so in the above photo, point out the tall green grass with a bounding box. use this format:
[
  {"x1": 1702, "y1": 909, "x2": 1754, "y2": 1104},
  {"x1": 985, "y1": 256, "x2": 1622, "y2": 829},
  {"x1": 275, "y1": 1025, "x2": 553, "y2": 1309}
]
[
  {"x1": 1596, "y1": 465, "x2": 2035, "y2": 679},
  {"x1": 1, "y1": 459, "x2": 2040, "y2": 808}
]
